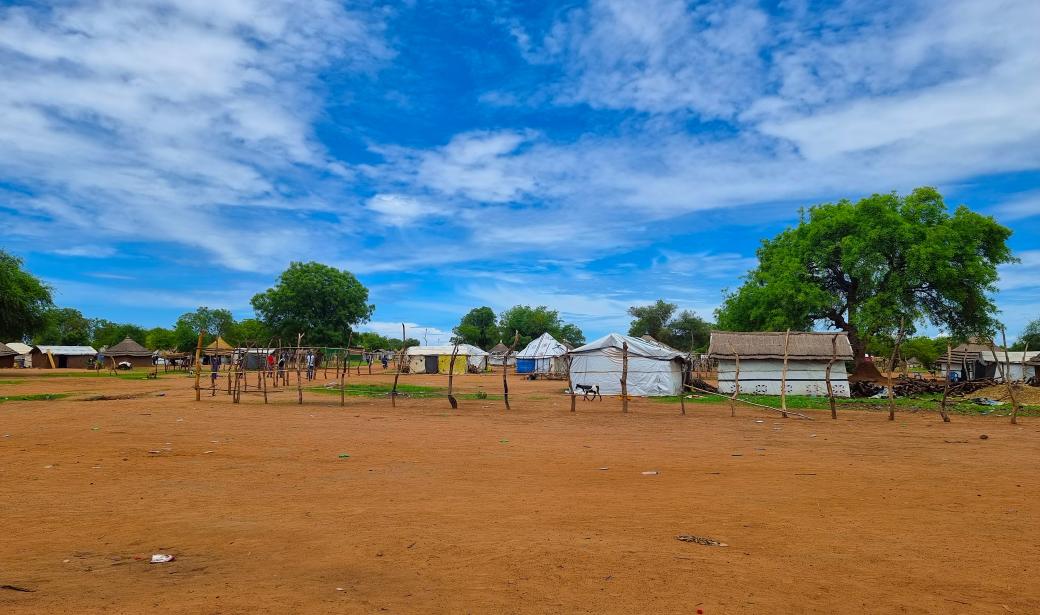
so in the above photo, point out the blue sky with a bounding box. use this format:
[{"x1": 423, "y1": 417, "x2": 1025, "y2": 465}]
[{"x1": 1, "y1": 0, "x2": 1037, "y2": 345}]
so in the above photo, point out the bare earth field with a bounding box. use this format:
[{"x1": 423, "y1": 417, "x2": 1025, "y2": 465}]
[{"x1": 1, "y1": 368, "x2": 1038, "y2": 614}]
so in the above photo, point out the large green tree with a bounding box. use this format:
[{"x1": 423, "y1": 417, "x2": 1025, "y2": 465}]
[
  {"x1": 0, "y1": 250, "x2": 53, "y2": 340},
  {"x1": 497, "y1": 305, "x2": 585, "y2": 348},
  {"x1": 1010, "y1": 318, "x2": 1040, "y2": 351},
  {"x1": 34, "y1": 307, "x2": 92, "y2": 346},
  {"x1": 715, "y1": 187, "x2": 1015, "y2": 365},
  {"x1": 144, "y1": 326, "x2": 178, "y2": 350},
  {"x1": 172, "y1": 307, "x2": 236, "y2": 351},
  {"x1": 230, "y1": 318, "x2": 271, "y2": 346},
  {"x1": 91, "y1": 319, "x2": 148, "y2": 349},
  {"x1": 251, "y1": 262, "x2": 373, "y2": 347},
  {"x1": 627, "y1": 299, "x2": 712, "y2": 351},
  {"x1": 453, "y1": 306, "x2": 498, "y2": 349}
]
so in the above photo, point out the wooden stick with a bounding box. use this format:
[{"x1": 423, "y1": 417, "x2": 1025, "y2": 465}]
[
  {"x1": 887, "y1": 318, "x2": 906, "y2": 421},
  {"x1": 193, "y1": 332, "x2": 204, "y2": 401},
  {"x1": 621, "y1": 341, "x2": 629, "y2": 413},
  {"x1": 342, "y1": 333, "x2": 352, "y2": 407},
  {"x1": 295, "y1": 333, "x2": 304, "y2": 405},
  {"x1": 825, "y1": 335, "x2": 837, "y2": 420},
  {"x1": 780, "y1": 329, "x2": 790, "y2": 418},
  {"x1": 685, "y1": 383, "x2": 814, "y2": 420},
  {"x1": 730, "y1": 353, "x2": 740, "y2": 417},
  {"x1": 502, "y1": 331, "x2": 519, "y2": 411},
  {"x1": 391, "y1": 324, "x2": 405, "y2": 407},
  {"x1": 999, "y1": 329, "x2": 1021, "y2": 425},
  {"x1": 447, "y1": 341, "x2": 459, "y2": 409},
  {"x1": 938, "y1": 343, "x2": 951, "y2": 423},
  {"x1": 679, "y1": 361, "x2": 686, "y2": 416},
  {"x1": 566, "y1": 354, "x2": 576, "y2": 413}
]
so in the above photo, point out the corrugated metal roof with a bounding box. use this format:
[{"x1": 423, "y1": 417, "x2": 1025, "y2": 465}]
[
  {"x1": 708, "y1": 331, "x2": 853, "y2": 361},
  {"x1": 4, "y1": 342, "x2": 32, "y2": 355},
  {"x1": 34, "y1": 345, "x2": 98, "y2": 356}
]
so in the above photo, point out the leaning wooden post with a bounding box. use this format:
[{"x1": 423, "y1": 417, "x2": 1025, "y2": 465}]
[
  {"x1": 565, "y1": 354, "x2": 576, "y2": 413},
  {"x1": 825, "y1": 334, "x2": 837, "y2": 420},
  {"x1": 295, "y1": 333, "x2": 304, "y2": 405},
  {"x1": 938, "y1": 343, "x2": 952, "y2": 423},
  {"x1": 193, "y1": 331, "x2": 204, "y2": 401},
  {"x1": 391, "y1": 324, "x2": 405, "y2": 407},
  {"x1": 621, "y1": 341, "x2": 629, "y2": 413},
  {"x1": 502, "y1": 331, "x2": 519, "y2": 411},
  {"x1": 341, "y1": 333, "x2": 352, "y2": 407},
  {"x1": 447, "y1": 341, "x2": 460, "y2": 409},
  {"x1": 999, "y1": 329, "x2": 1021, "y2": 425},
  {"x1": 887, "y1": 319, "x2": 906, "y2": 421},
  {"x1": 779, "y1": 329, "x2": 791, "y2": 418},
  {"x1": 678, "y1": 360, "x2": 686, "y2": 416},
  {"x1": 731, "y1": 352, "x2": 740, "y2": 418}
]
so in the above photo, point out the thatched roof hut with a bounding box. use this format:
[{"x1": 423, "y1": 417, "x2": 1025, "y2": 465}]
[
  {"x1": 708, "y1": 331, "x2": 854, "y2": 361},
  {"x1": 105, "y1": 337, "x2": 152, "y2": 357},
  {"x1": 708, "y1": 331, "x2": 854, "y2": 397}
]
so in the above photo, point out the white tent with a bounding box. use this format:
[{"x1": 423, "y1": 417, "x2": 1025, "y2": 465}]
[
  {"x1": 516, "y1": 332, "x2": 568, "y2": 375},
  {"x1": 5, "y1": 342, "x2": 33, "y2": 367},
  {"x1": 568, "y1": 333, "x2": 685, "y2": 396},
  {"x1": 404, "y1": 344, "x2": 489, "y2": 374}
]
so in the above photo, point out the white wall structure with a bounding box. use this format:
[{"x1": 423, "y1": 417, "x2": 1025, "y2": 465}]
[
  {"x1": 708, "y1": 331, "x2": 855, "y2": 398},
  {"x1": 568, "y1": 333, "x2": 685, "y2": 396}
]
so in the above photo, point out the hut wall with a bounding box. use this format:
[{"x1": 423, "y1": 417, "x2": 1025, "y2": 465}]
[
  {"x1": 437, "y1": 354, "x2": 468, "y2": 374},
  {"x1": 407, "y1": 354, "x2": 427, "y2": 374},
  {"x1": 717, "y1": 359, "x2": 850, "y2": 397},
  {"x1": 110, "y1": 355, "x2": 153, "y2": 369},
  {"x1": 0, "y1": 355, "x2": 14, "y2": 369}
]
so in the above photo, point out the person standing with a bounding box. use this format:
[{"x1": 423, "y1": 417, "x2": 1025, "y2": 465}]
[{"x1": 306, "y1": 351, "x2": 315, "y2": 381}]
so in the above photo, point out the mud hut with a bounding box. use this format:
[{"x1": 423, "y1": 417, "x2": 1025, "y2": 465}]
[
  {"x1": 4, "y1": 342, "x2": 33, "y2": 367},
  {"x1": 0, "y1": 342, "x2": 17, "y2": 368},
  {"x1": 104, "y1": 337, "x2": 154, "y2": 369},
  {"x1": 708, "y1": 331, "x2": 854, "y2": 397},
  {"x1": 31, "y1": 345, "x2": 98, "y2": 369}
]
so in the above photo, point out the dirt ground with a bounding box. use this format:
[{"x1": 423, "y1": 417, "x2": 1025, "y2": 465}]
[{"x1": 2, "y1": 368, "x2": 1038, "y2": 614}]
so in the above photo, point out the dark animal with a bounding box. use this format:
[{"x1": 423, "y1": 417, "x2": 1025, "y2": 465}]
[{"x1": 575, "y1": 384, "x2": 601, "y2": 401}]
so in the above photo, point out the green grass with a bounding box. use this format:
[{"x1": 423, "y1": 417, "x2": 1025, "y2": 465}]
[
  {"x1": 0, "y1": 393, "x2": 71, "y2": 403},
  {"x1": 13, "y1": 370, "x2": 174, "y2": 381},
  {"x1": 0, "y1": 379, "x2": 25, "y2": 385},
  {"x1": 308, "y1": 382, "x2": 443, "y2": 398},
  {"x1": 653, "y1": 392, "x2": 1040, "y2": 416}
]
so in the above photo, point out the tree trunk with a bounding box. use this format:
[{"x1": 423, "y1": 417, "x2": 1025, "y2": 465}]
[{"x1": 846, "y1": 327, "x2": 868, "y2": 369}]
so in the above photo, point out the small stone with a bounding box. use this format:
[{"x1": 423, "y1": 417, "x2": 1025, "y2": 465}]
[{"x1": 980, "y1": 434, "x2": 989, "y2": 440}]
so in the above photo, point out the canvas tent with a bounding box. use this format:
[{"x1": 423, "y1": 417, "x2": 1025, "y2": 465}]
[
  {"x1": 31, "y1": 345, "x2": 98, "y2": 369},
  {"x1": 0, "y1": 342, "x2": 17, "y2": 368},
  {"x1": 404, "y1": 344, "x2": 489, "y2": 374},
  {"x1": 104, "y1": 337, "x2": 154, "y2": 368},
  {"x1": 708, "y1": 331, "x2": 854, "y2": 397},
  {"x1": 488, "y1": 342, "x2": 515, "y2": 367},
  {"x1": 568, "y1": 333, "x2": 685, "y2": 396},
  {"x1": 515, "y1": 332, "x2": 568, "y2": 375}
]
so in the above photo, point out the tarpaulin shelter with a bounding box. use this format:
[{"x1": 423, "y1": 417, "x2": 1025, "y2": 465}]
[
  {"x1": 708, "y1": 331, "x2": 854, "y2": 397},
  {"x1": 568, "y1": 333, "x2": 685, "y2": 396},
  {"x1": 515, "y1": 332, "x2": 568, "y2": 375},
  {"x1": 404, "y1": 344, "x2": 489, "y2": 374}
]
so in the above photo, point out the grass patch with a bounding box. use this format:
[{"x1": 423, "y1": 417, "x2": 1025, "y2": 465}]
[
  {"x1": 654, "y1": 392, "x2": 1040, "y2": 416},
  {"x1": 308, "y1": 383, "x2": 443, "y2": 398},
  {"x1": 0, "y1": 393, "x2": 71, "y2": 403},
  {"x1": 0, "y1": 379, "x2": 25, "y2": 385},
  {"x1": 19, "y1": 370, "x2": 176, "y2": 380},
  {"x1": 460, "y1": 392, "x2": 503, "y2": 401}
]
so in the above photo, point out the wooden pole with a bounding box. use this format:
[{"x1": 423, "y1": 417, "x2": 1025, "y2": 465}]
[
  {"x1": 731, "y1": 353, "x2": 740, "y2": 417},
  {"x1": 887, "y1": 319, "x2": 906, "y2": 421},
  {"x1": 566, "y1": 354, "x2": 576, "y2": 413},
  {"x1": 447, "y1": 341, "x2": 459, "y2": 409},
  {"x1": 342, "y1": 333, "x2": 352, "y2": 407},
  {"x1": 999, "y1": 329, "x2": 1021, "y2": 425},
  {"x1": 193, "y1": 331, "x2": 204, "y2": 401},
  {"x1": 502, "y1": 331, "x2": 519, "y2": 411},
  {"x1": 938, "y1": 343, "x2": 951, "y2": 423},
  {"x1": 391, "y1": 324, "x2": 405, "y2": 407},
  {"x1": 779, "y1": 329, "x2": 790, "y2": 418},
  {"x1": 685, "y1": 382, "x2": 814, "y2": 420},
  {"x1": 295, "y1": 333, "x2": 304, "y2": 405},
  {"x1": 621, "y1": 341, "x2": 629, "y2": 414},
  {"x1": 679, "y1": 360, "x2": 686, "y2": 416},
  {"x1": 825, "y1": 334, "x2": 837, "y2": 420}
]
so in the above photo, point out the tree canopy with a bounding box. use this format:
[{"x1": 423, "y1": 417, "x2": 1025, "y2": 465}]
[
  {"x1": 172, "y1": 307, "x2": 236, "y2": 351},
  {"x1": 715, "y1": 187, "x2": 1015, "y2": 364},
  {"x1": 497, "y1": 305, "x2": 584, "y2": 348},
  {"x1": 1010, "y1": 318, "x2": 1040, "y2": 351},
  {"x1": 251, "y1": 262, "x2": 373, "y2": 347},
  {"x1": 453, "y1": 306, "x2": 498, "y2": 349},
  {"x1": 0, "y1": 250, "x2": 53, "y2": 340},
  {"x1": 627, "y1": 299, "x2": 712, "y2": 351},
  {"x1": 34, "y1": 307, "x2": 92, "y2": 346}
]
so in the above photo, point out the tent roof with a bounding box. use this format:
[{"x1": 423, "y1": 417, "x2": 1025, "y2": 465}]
[
  {"x1": 105, "y1": 337, "x2": 152, "y2": 356},
  {"x1": 708, "y1": 331, "x2": 854, "y2": 361},
  {"x1": 206, "y1": 336, "x2": 234, "y2": 351},
  {"x1": 571, "y1": 333, "x2": 684, "y2": 360},
  {"x1": 34, "y1": 345, "x2": 98, "y2": 356},
  {"x1": 516, "y1": 332, "x2": 568, "y2": 359},
  {"x1": 405, "y1": 344, "x2": 488, "y2": 357},
  {"x1": 489, "y1": 342, "x2": 510, "y2": 355},
  {"x1": 4, "y1": 342, "x2": 31, "y2": 355},
  {"x1": 0, "y1": 342, "x2": 17, "y2": 357}
]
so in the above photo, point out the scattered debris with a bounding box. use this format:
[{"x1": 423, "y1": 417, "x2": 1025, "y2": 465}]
[
  {"x1": 641, "y1": 471, "x2": 659, "y2": 475},
  {"x1": 150, "y1": 554, "x2": 175, "y2": 564},
  {"x1": 979, "y1": 434, "x2": 989, "y2": 440},
  {"x1": 677, "y1": 535, "x2": 727, "y2": 547},
  {"x1": 499, "y1": 439, "x2": 509, "y2": 444},
  {"x1": 338, "y1": 454, "x2": 350, "y2": 459},
  {"x1": 1, "y1": 584, "x2": 35, "y2": 592},
  {"x1": 597, "y1": 467, "x2": 609, "y2": 471},
  {"x1": 944, "y1": 440, "x2": 969, "y2": 444},
  {"x1": 971, "y1": 398, "x2": 1003, "y2": 406}
]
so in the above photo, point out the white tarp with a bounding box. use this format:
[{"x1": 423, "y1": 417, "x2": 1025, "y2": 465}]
[
  {"x1": 404, "y1": 344, "x2": 489, "y2": 370},
  {"x1": 716, "y1": 359, "x2": 851, "y2": 397},
  {"x1": 516, "y1": 333, "x2": 568, "y2": 359},
  {"x1": 568, "y1": 333, "x2": 684, "y2": 396}
]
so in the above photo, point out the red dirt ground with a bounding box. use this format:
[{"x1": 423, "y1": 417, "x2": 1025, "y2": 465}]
[{"x1": 1, "y1": 369, "x2": 1038, "y2": 614}]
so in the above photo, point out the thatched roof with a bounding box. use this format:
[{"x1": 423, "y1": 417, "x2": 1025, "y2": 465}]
[
  {"x1": 0, "y1": 342, "x2": 17, "y2": 358},
  {"x1": 206, "y1": 336, "x2": 234, "y2": 353},
  {"x1": 489, "y1": 342, "x2": 510, "y2": 355},
  {"x1": 708, "y1": 331, "x2": 854, "y2": 361},
  {"x1": 105, "y1": 337, "x2": 152, "y2": 357}
]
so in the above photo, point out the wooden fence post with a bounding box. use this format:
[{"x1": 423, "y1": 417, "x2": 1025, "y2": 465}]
[
  {"x1": 566, "y1": 354, "x2": 577, "y2": 413},
  {"x1": 825, "y1": 334, "x2": 837, "y2": 420},
  {"x1": 193, "y1": 331, "x2": 204, "y2": 401},
  {"x1": 780, "y1": 329, "x2": 790, "y2": 418},
  {"x1": 999, "y1": 329, "x2": 1021, "y2": 425},
  {"x1": 391, "y1": 324, "x2": 405, "y2": 407},
  {"x1": 731, "y1": 353, "x2": 740, "y2": 417},
  {"x1": 887, "y1": 319, "x2": 906, "y2": 421},
  {"x1": 621, "y1": 341, "x2": 629, "y2": 414},
  {"x1": 938, "y1": 343, "x2": 951, "y2": 422},
  {"x1": 342, "y1": 333, "x2": 352, "y2": 407},
  {"x1": 447, "y1": 342, "x2": 459, "y2": 409},
  {"x1": 502, "y1": 331, "x2": 519, "y2": 411},
  {"x1": 296, "y1": 333, "x2": 304, "y2": 405}
]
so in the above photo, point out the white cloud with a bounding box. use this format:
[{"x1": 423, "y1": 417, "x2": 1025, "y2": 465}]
[
  {"x1": 366, "y1": 194, "x2": 438, "y2": 227},
  {"x1": 992, "y1": 192, "x2": 1040, "y2": 221}
]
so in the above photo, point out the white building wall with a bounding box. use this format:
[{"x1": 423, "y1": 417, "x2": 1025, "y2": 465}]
[{"x1": 717, "y1": 359, "x2": 851, "y2": 397}]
